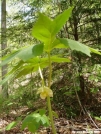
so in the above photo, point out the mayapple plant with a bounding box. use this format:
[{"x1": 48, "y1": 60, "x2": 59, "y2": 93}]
[{"x1": 1, "y1": 7, "x2": 101, "y2": 134}]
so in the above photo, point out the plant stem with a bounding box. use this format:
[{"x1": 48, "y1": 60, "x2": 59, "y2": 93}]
[
  {"x1": 47, "y1": 52, "x2": 56, "y2": 134},
  {"x1": 47, "y1": 96, "x2": 56, "y2": 134},
  {"x1": 48, "y1": 52, "x2": 52, "y2": 87}
]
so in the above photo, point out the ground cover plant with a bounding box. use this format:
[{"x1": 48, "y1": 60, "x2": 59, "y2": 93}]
[{"x1": 1, "y1": 6, "x2": 101, "y2": 134}]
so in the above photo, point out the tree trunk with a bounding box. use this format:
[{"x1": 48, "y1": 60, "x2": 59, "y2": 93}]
[{"x1": 1, "y1": 0, "x2": 8, "y2": 98}]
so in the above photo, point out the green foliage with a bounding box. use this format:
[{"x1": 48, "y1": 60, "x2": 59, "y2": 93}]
[
  {"x1": 32, "y1": 43, "x2": 44, "y2": 56},
  {"x1": 32, "y1": 7, "x2": 73, "y2": 51},
  {"x1": 1, "y1": 6, "x2": 101, "y2": 134},
  {"x1": 95, "y1": 116, "x2": 101, "y2": 121},
  {"x1": 53, "y1": 7, "x2": 73, "y2": 35},
  {"x1": 22, "y1": 109, "x2": 50, "y2": 133},
  {"x1": 6, "y1": 121, "x2": 18, "y2": 130},
  {"x1": 59, "y1": 38, "x2": 91, "y2": 56}
]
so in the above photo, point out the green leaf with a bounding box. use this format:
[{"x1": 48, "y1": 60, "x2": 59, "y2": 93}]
[
  {"x1": 41, "y1": 115, "x2": 50, "y2": 127},
  {"x1": 28, "y1": 123, "x2": 37, "y2": 133},
  {"x1": 53, "y1": 7, "x2": 73, "y2": 35},
  {"x1": 89, "y1": 47, "x2": 101, "y2": 55},
  {"x1": 51, "y1": 39, "x2": 68, "y2": 50},
  {"x1": 0, "y1": 45, "x2": 40, "y2": 66},
  {"x1": 0, "y1": 74, "x2": 13, "y2": 85},
  {"x1": 51, "y1": 56, "x2": 71, "y2": 63},
  {"x1": 15, "y1": 65, "x2": 36, "y2": 79},
  {"x1": 17, "y1": 45, "x2": 35, "y2": 61},
  {"x1": 7, "y1": 60, "x2": 24, "y2": 75},
  {"x1": 40, "y1": 115, "x2": 47, "y2": 125},
  {"x1": 6, "y1": 121, "x2": 17, "y2": 130},
  {"x1": 32, "y1": 13, "x2": 54, "y2": 43},
  {"x1": 32, "y1": 44, "x2": 44, "y2": 56},
  {"x1": 1, "y1": 45, "x2": 35, "y2": 66},
  {"x1": 22, "y1": 112, "x2": 49, "y2": 133},
  {"x1": 52, "y1": 111, "x2": 59, "y2": 118},
  {"x1": 95, "y1": 116, "x2": 101, "y2": 121},
  {"x1": 32, "y1": 7, "x2": 73, "y2": 43},
  {"x1": 59, "y1": 38, "x2": 91, "y2": 56},
  {"x1": 22, "y1": 115, "x2": 35, "y2": 130},
  {"x1": 0, "y1": 61, "x2": 24, "y2": 85},
  {"x1": 0, "y1": 51, "x2": 19, "y2": 66},
  {"x1": 39, "y1": 109, "x2": 46, "y2": 116}
]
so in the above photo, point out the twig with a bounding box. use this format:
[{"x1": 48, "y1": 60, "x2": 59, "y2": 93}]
[{"x1": 84, "y1": 107, "x2": 99, "y2": 129}]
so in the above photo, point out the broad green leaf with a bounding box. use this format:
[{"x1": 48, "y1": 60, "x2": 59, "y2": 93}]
[
  {"x1": 59, "y1": 38, "x2": 91, "y2": 56},
  {"x1": 41, "y1": 115, "x2": 50, "y2": 127},
  {"x1": 51, "y1": 56, "x2": 70, "y2": 63},
  {"x1": 22, "y1": 115, "x2": 34, "y2": 130},
  {"x1": 40, "y1": 115, "x2": 47, "y2": 125},
  {"x1": 32, "y1": 13, "x2": 54, "y2": 43},
  {"x1": 22, "y1": 112, "x2": 49, "y2": 133},
  {"x1": 17, "y1": 45, "x2": 35, "y2": 61},
  {"x1": 89, "y1": 47, "x2": 101, "y2": 55},
  {"x1": 6, "y1": 121, "x2": 17, "y2": 130},
  {"x1": 0, "y1": 45, "x2": 40, "y2": 66},
  {"x1": 53, "y1": 7, "x2": 73, "y2": 35},
  {"x1": 32, "y1": 44, "x2": 44, "y2": 56},
  {"x1": 51, "y1": 39, "x2": 68, "y2": 50},
  {"x1": 28, "y1": 123, "x2": 37, "y2": 133}
]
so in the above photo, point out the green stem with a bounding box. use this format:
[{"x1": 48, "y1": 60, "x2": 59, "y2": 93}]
[
  {"x1": 48, "y1": 52, "x2": 52, "y2": 87},
  {"x1": 47, "y1": 97, "x2": 56, "y2": 134},
  {"x1": 47, "y1": 52, "x2": 56, "y2": 134}
]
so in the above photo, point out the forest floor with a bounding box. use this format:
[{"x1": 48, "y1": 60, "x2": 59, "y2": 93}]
[{"x1": 0, "y1": 106, "x2": 101, "y2": 134}]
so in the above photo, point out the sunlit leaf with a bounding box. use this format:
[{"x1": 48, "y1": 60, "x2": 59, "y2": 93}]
[
  {"x1": 59, "y1": 38, "x2": 91, "y2": 56},
  {"x1": 89, "y1": 47, "x2": 101, "y2": 55},
  {"x1": 51, "y1": 39, "x2": 68, "y2": 50},
  {"x1": 32, "y1": 13, "x2": 54, "y2": 43},
  {"x1": 53, "y1": 7, "x2": 73, "y2": 35},
  {"x1": 95, "y1": 116, "x2": 101, "y2": 121}
]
